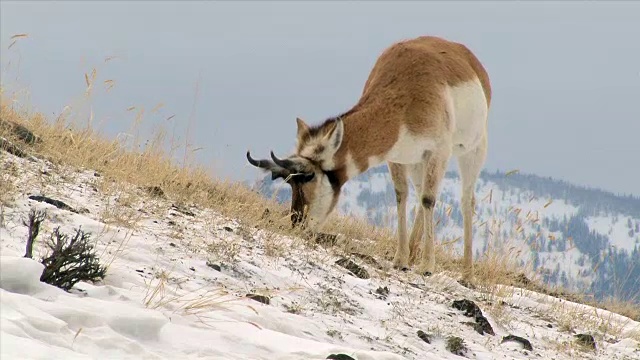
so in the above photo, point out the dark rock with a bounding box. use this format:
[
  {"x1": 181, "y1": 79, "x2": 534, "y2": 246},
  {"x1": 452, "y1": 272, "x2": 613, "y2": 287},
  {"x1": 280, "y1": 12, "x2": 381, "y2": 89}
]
[
  {"x1": 335, "y1": 257, "x2": 369, "y2": 279},
  {"x1": 375, "y1": 286, "x2": 390, "y2": 300},
  {"x1": 0, "y1": 120, "x2": 41, "y2": 144},
  {"x1": 445, "y1": 336, "x2": 467, "y2": 356},
  {"x1": 145, "y1": 186, "x2": 165, "y2": 198},
  {"x1": 246, "y1": 293, "x2": 270, "y2": 305},
  {"x1": 223, "y1": 226, "x2": 233, "y2": 232},
  {"x1": 408, "y1": 282, "x2": 425, "y2": 290},
  {"x1": 417, "y1": 330, "x2": 431, "y2": 344},
  {"x1": 314, "y1": 232, "x2": 338, "y2": 247},
  {"x1": 168, "y1": 220, "x2": 176, "y2": 226},
  {"x1": 351, "y1": 252, "x2": 382, "y2": 269},
  {"x1": 502, "y1": 334, "x2": 533, "y2": 351},
  {"x1": 574, "y1": 334, "x2": 596, "y2": 350},
  {"x1": 0, "y1": 137, "x2": 29, "y2": 158},
  {"x1": 452, "y1": 299, "x2": 495, "y2": 336},
  {"x1": 189, "y1": 267, "x2": 195, "y2": 272},
  {"x1": 326, "y1": 354, "x2": 355, "y2": 360},
  {"x1": 14, "y1": 125, "x2": 39, "y2": 145},
  {"x1": 28, "y1": 195, "x2": 79, "y2": 213},
  {"x1": 135, "y1": 269, "x2": 144, "y2": 273},
  {"x1": 206, "y1": 260, "x2": 221, "y2": 271},
  {"x1": 171, "y1": 204, "x2": 195, "y2": 217},
  {"x1": 547, "y1": 324, "x2": 553, "y2": 328},
  {"x1": 75, "y1": 207, "x2": 91, "y2": 214},
  {"x1": 169, "y1": 242, "x2": 176, "y2": 247}
]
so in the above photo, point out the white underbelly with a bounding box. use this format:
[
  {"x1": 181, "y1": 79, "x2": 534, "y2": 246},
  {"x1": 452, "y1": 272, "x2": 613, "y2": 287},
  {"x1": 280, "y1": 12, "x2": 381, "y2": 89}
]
[{"x1": 383, "y1": 127, "x2": 438, "y2": 164}]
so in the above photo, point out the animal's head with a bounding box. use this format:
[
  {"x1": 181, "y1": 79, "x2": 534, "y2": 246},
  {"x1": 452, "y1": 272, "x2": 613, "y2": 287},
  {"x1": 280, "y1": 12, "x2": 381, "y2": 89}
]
[{"x1": 247, "y1": 117, "x2": 344, "y2": 230}]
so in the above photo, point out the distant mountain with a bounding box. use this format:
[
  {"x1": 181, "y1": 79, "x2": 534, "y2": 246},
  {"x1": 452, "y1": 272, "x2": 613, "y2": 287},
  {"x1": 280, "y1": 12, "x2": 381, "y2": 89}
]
[{"x1": 255, "y1": 166, "x2": 640, "y2": 304}]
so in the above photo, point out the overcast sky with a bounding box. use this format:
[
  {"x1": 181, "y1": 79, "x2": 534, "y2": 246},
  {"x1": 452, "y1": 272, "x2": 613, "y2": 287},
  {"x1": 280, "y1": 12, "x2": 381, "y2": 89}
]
[{"x1": 2, "y1": 1, "x2": 639, "y2": 196}]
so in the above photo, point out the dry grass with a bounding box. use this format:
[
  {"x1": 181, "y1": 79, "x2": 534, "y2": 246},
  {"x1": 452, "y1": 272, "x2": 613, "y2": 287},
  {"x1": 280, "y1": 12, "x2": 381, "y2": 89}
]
[
  {"x1": 0, "y1": 151, "x2": 19, "y2": 206},
  {"x1": 1, "y1": 45, "x2": 638, "y2": 330},
  {"x1": 141, "y1": 265, "x2": 266, "y2": 330}
]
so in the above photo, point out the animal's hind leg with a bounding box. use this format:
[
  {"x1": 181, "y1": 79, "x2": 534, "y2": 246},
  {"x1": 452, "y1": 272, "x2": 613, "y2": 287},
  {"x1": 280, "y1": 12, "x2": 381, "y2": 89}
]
[
  {"x1": 418, "y1": 147, "x2": 451, "y2": 276},
  {"x1": 388, "y1": 162, "x2": 410, "y2": 270},
  {"x1": 457, "y1": 135, "x2": 487, "y2": 282}
]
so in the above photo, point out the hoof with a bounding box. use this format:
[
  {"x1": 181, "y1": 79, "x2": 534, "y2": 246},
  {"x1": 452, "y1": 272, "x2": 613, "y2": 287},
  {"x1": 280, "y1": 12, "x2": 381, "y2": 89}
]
[
  {"x1": 392, "y1": 264, "x2": 410, "y2": 272},
  {"x1": 416, "y1": 262, "x2": 435, "y2": 277},
  {"x1": 391, "y1": 254, "x2": 409, "y2": 271}
]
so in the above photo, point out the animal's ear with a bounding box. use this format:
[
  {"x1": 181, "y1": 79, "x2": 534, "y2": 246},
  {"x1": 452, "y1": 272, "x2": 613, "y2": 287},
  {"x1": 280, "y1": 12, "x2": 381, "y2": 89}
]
[
  {"x1": 322, "y1": 118, "x2": 344, "y2": 154},
  {"x1": 296, "y1": 117, "x2": 310, "y2": 141}
]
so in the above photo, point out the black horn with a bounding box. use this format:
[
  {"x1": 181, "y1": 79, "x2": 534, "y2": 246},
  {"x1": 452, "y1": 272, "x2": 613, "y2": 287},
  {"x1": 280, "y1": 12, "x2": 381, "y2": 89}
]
[
  {"x1": 270, "y1": 151, "x2": 298, "y2": 171},
  {"x1": 247, "y1": 150, "x2": 289, "y2": 180},
  {"x1": 246, "y1": 151, "x2": 273, "y2": 170}
]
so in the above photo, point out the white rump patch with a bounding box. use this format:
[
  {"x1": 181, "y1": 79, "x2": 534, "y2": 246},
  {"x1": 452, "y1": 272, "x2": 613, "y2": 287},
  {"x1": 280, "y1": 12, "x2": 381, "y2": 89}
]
[{"x1": 448, "y1": 78, "x2": 488, "y2": 156}]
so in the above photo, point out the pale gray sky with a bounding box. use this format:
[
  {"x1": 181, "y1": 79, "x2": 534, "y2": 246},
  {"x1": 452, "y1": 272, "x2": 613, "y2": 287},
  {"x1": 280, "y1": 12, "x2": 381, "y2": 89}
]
[{"x1": 2, "y1": 1, "x2": 639, "y2": 196}]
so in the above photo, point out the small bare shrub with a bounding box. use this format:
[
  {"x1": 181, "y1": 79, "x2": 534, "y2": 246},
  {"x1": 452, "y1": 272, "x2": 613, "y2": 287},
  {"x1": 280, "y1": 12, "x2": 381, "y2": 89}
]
[
  {"x1": 39, "y1": 227, "x2": 107, "y2": 291},
  {"x1": 23, "y1": 208, "x2": 47, "y2": 258}
]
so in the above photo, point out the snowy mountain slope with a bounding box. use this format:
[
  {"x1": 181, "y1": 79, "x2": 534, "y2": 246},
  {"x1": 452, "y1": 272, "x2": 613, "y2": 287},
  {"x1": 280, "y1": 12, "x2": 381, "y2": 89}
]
[
  {"x1": 2, "y1": 147, "x2": 640, "y2": 359},
  {"x1": 256, "y1": 166, "x2": 640, "y2": 304}
]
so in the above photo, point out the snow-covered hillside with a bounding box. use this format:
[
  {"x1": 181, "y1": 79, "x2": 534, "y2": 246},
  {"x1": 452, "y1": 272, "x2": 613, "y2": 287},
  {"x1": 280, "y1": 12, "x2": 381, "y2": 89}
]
[
  {"x1": 2, "y1": 144, "x2": 640, "y2": 359},
  {"x1": 257, "y1": 166, "x2": 640, "y2": 304}
]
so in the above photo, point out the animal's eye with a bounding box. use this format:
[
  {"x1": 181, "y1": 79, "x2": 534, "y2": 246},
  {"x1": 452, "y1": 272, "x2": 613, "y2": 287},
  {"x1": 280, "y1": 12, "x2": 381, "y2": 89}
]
[{"x1": 300, "y1": 172, "x2": 315, "y2": 183}]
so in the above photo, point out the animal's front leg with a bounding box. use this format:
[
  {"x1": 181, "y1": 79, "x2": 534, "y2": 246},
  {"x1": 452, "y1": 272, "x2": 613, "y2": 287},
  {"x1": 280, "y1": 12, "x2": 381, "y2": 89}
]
[
  {"x1": 408, "y1": 204, "x2": 424, "y2": 264},
  {"x1": 389, "y1": 162, "x2": 410, "y2": 270}
]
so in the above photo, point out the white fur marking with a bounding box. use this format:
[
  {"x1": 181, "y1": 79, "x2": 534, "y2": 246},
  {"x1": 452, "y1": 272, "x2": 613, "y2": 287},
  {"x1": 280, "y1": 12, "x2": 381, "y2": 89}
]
[
  {"x1": 344, "y1": 152, "x2": 360, "y2": 179},
  {"x1": 381, "y1": 79, "x2": 487, "y2": 163},
  {"x1": 306, "y1": 174, "x2": 335, "y2": 230},
  {"x1": 384, "y1": 124, "x2": 438, "y2": 164},
  {"x1": 448, "y1": 79, "x2": 488, "y2": 156}
]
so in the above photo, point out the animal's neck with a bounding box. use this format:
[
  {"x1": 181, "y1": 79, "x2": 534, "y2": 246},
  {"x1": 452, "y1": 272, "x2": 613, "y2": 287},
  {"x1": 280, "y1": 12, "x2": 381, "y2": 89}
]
[{"x1": 329, "y1": 100, "x2": 403, "y2": 184}]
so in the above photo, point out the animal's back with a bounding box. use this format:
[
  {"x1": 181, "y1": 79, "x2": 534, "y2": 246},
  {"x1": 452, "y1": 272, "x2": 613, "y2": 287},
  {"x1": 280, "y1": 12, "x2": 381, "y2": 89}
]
[{"x1": 360, "y1": 36, "x2": 492, "y2": 108}]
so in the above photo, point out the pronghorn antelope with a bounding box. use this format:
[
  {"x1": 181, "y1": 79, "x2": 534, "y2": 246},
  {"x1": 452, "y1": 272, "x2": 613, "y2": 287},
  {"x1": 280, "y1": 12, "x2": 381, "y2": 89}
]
[{"x1": 247, "y1": 35, "x2": 491, "y2": 280}]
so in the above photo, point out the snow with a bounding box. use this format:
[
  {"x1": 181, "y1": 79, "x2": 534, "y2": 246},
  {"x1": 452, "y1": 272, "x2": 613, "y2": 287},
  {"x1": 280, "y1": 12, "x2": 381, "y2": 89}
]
[
  {"x1": 1, "y1": 152, "x2": 640, "y2": 360},
  {"x1": 585, "y1": 215, "x2": 638, "y2": 254},
  {"x1": 538, "y1": 246, "x2": 592, "y2": 290},
  {"x1": 360, "y1": 172, "x2": 392, "y2": 194}
]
